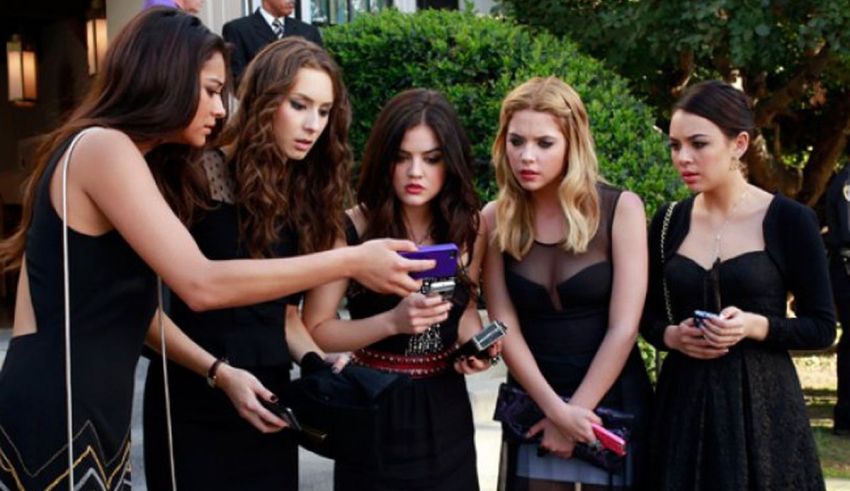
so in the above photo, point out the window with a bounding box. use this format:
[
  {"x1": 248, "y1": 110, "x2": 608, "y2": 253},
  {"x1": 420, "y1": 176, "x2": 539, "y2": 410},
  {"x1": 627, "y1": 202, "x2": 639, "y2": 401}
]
[{"x1": 310, "y1": 0, "x2": 392, "y2": 25}]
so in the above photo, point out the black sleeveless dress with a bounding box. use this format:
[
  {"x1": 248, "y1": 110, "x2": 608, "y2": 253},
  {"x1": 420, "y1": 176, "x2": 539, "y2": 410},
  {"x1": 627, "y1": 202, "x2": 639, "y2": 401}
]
[
  {"x1": 0, "y1": 133, "x2": 158, "y2": 490},
  {"x1": 499, "y1": 184, "x2": 652, "y2": 490},
  {"x1": 144, "y1": 150, "x2": 300, "y2": 490},
  {"x1": 334, "y1": 217, "x2": 479, "y2": 491}
]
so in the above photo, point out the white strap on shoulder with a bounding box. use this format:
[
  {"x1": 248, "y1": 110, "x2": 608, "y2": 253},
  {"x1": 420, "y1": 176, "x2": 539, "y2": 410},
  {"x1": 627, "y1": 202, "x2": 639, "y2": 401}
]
[
  {"x1": 60, "y1": 128, "x2": 176, "y2": 490},
  {"x1": 60, "y1": 127, "x2": 99, "y2": 490}
]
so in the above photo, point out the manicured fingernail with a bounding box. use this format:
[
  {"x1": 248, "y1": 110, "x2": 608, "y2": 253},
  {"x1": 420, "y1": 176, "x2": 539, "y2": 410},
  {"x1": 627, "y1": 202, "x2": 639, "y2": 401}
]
[{"x1": 270, "y1": 395, "x2": 278, "y2": 403}]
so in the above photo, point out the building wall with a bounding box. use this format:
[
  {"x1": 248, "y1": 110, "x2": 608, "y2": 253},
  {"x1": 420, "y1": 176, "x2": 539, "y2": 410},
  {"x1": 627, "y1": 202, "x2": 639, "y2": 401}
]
[{"x1": 0, "y1": 19, "x2": 90, "y2": 204}]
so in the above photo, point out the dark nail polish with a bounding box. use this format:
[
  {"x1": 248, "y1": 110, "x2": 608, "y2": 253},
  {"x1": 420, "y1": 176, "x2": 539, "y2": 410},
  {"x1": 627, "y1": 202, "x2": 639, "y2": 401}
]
[{"x1": 270, "y1": 395, "x2": 278, "y2": 403}]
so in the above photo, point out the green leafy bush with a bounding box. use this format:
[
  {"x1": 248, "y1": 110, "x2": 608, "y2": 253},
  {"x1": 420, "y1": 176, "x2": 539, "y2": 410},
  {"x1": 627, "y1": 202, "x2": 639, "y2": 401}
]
[{"x1": 324, "y1": 9, "x2": 686, "y2": 214}]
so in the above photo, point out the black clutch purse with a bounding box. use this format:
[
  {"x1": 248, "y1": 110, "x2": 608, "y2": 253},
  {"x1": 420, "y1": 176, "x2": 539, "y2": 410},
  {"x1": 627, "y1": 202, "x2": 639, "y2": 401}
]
[
  {"x1": 493, "y1": 383, "x2": 633, "y2": 473},
  {"x1": 280, "y1": 353, "x2": 410, "y2": 469}
]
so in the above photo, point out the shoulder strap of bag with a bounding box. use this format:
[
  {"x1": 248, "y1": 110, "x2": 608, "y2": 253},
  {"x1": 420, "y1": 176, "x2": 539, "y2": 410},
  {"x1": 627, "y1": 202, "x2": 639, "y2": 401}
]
[
  {"x1": 61, "y1": 128, "x2": 177, "y2": 490},
  {"x1": 660, "y1": 201, "x2": 678, "y2": 326}
]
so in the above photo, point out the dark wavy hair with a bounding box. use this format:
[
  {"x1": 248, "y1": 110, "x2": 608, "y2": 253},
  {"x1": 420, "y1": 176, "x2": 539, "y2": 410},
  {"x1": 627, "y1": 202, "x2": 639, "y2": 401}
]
[
  {"x1": 218, "y1": 38, "x2": 352, "y2": 257},
  {"x1": 674, "y1": 80, "x2": 755, "y2": 156},
  {"x1": 358, "y1": 89, "x2": 480, "y2": 273},
  {"x1": 0, "y1": 8, "x2": 228, "y2": 270}
]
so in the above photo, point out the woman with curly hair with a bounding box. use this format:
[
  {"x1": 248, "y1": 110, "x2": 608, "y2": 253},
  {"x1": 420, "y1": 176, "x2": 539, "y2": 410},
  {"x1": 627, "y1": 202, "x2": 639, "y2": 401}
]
[
  {"x1": 304, "y1": 88, "x2": 499, "y2": 490},
  {"x1": 142, "y1": 37, "x2": 403, "y2": 489},
  {"x1": 483, "y1": 77, "x2": 653, "y2": 490}
]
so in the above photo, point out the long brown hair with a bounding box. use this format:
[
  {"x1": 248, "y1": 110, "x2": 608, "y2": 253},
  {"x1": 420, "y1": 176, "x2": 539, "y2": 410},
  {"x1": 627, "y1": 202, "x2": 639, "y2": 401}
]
[
  {"x1": 358, "y1": 89, "x2": 480, "y2": 268},
  {"x1": 0, "y1": 8, "x2": 228, "y2": 270},
  {"x1": 218, "y1": 38, "x2": 352, "y2": 257}
]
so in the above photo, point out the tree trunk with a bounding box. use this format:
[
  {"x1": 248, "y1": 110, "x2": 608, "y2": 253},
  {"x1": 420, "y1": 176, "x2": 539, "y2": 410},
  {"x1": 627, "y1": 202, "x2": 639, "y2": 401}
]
[
  {"x1": 798, "y1": 92, "x2": 850, "y2": 206},
  {"x1": 746, "y1": 134, "x2": 800, "y2": 197}
]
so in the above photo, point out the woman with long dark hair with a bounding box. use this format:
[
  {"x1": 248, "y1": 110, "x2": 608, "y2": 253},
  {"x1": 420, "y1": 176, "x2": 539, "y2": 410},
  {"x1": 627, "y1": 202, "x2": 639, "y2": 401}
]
[
  {"x1": 0, "y1": 9, "x2": 429, "y2": 490},
  {"x1": 304, "y1": 88, "x2": 497, "y2": 490},
  {"x1": 641, "y1": 80, "x2": 835, "y2": 489},
  {"x1": 143, "y1": 37, "x2": 355, "y2": 490}
]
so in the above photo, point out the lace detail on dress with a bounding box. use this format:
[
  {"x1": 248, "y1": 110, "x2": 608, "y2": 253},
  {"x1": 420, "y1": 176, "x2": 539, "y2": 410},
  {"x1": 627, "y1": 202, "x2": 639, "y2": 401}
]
[{"x1": 201, "y1": 150, "x2": 236, "y2": 204}]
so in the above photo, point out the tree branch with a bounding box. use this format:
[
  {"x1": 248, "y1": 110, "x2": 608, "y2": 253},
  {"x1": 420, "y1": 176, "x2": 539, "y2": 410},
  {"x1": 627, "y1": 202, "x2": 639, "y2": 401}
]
[
  {"x1": 798, "y1": 91, "x2": 850, "y2": 206},
  {"x1": 746, "y1": 133, "x2": 800, "y2": 196},
  {"x1": 754, "y1": 44, "x2": 832, "y2": 127}
]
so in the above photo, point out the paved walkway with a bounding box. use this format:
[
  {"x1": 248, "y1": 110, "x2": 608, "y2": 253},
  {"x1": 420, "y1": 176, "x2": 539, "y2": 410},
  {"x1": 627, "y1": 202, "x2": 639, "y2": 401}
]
[{"x1": 1, "y1": 328, "x2": 849, "y2": 490}]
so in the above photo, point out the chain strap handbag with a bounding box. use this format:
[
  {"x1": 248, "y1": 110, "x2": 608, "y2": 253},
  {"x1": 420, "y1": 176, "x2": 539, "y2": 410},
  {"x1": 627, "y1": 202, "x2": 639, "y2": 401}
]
[
  {"x1": 61, "y1": 128, "x2": 177, "y2": 489},
  {"x1": 660, "y1": 202, "x2": 678, "y2": 326},
  {"x1": 654, "y1": 201, "x2": 678, "y2": 379}
]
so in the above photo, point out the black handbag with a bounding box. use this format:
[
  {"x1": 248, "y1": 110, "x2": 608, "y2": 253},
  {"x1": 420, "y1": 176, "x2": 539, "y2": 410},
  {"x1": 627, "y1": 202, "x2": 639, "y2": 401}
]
[
  {"x1": 493, "y1": 383, "x2": 633, "y2": 473},
  {"x1": 280, "y1": 353, "x2": 410, "y2": 469}
]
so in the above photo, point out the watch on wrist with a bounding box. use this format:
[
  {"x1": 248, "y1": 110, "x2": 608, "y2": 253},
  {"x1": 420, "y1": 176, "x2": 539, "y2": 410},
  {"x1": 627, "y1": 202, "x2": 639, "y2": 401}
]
[{"x1": 206, "y1": 357, "x2": 228, "y2": 388}]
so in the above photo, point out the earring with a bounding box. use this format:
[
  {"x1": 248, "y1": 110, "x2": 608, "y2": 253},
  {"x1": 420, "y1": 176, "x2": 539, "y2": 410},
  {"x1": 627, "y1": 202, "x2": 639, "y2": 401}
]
[{"x1": 729, "y1": 156, "x2": 740, "y2": 171}]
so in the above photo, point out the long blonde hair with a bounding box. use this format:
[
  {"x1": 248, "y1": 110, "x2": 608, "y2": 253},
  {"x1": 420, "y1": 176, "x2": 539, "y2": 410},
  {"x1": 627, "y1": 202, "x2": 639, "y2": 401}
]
[{"x1": 492, "y1": 77, "x2": 601, "y2": 259}]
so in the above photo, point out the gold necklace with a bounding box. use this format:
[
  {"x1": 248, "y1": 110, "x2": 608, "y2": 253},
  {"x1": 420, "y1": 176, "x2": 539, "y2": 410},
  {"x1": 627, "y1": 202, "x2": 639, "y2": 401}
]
[{"x1": 712, "y1": 187, "x2": 749, "y2": 262}]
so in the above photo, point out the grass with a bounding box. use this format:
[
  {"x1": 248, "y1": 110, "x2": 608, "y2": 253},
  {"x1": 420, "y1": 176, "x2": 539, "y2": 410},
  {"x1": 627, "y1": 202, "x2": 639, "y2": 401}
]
[{"x1": 794, "y1": 350, "x2": 850, "y2": 479}]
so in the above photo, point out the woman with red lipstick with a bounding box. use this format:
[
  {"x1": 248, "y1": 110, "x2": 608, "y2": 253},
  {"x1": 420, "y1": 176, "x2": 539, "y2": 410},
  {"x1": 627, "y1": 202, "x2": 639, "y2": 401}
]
[
  {"x1": 641, "y1": 80, "x2": 835, "y2": 490},
  {"x1": 304, "y1": 88, "x2": 498, "y2": 490},
  {"x1": 142, "y1": 38, "x2": 432, "y2": 490},
  {"x1": 482, "y1": 77, "x2": 653, "y2": 490}
]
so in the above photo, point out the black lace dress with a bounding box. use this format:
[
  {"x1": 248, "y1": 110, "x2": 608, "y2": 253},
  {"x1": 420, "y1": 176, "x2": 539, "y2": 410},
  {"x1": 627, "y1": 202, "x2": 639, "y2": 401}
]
[
  {"x1": 144, "y1": 150, "x2": 300, "y2": 490},
  {"x1": 499, "y1": 184, "x2": 653, "y2": 490},
  {"x1": 641, "y1": 195, "x2": 836, "y2": 490},
  {"x1": 0, "y1": 132, "x2": 157, "y2": 490},
  {"x1": 334, "y1": 217, "x2": 479, "y2": 491}
]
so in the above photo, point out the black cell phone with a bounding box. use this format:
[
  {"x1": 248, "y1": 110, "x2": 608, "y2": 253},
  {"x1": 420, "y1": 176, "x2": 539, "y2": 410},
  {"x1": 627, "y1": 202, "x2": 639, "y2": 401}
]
[
  {"x1": 260, "y1": 399, "x2": 302, "y2": 431},
  {"x1": 693, "y1": 309, "x2": 721, "y2": 328},
  {"x1": 454, "y1": 320, "x2": 507, "y2": 360}
]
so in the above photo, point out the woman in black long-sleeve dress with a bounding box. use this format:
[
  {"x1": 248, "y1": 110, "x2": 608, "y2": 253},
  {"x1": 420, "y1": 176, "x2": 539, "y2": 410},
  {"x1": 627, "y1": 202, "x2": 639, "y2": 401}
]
[
  {"x1": 641, "y1": 80, "x2": 835, "y2": 490},
  {"x1": 144, "y1": 38, "x2": 357, "y2": 490}
]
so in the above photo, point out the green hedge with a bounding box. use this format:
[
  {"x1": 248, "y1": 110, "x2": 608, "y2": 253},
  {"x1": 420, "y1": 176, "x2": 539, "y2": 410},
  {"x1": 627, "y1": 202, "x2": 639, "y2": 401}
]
[{"x1": 324, "y1": 8, "x2": 686, "y2": 214}]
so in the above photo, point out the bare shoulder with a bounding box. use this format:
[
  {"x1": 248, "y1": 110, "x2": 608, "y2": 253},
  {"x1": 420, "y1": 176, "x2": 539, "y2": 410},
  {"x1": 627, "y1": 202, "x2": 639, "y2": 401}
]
[
  {"x1": 70, "y1": 128, "x2": 144, "y2": 171},
  {"x1": 481, "y1": 201, "x2": 498, "y2": 230},
  {"x1": 615, "y1": 190, "x2": 646, "y2": 218},
  {"x1": 345, "y1": 204, "x2": 367, "y2": 237},
  {"x1": 749, "y1": 185, "x2": 774, "y2": 209}
]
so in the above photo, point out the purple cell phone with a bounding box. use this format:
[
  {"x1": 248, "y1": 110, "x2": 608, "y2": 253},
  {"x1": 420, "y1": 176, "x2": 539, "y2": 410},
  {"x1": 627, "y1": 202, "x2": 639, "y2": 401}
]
[{"x1": 399, "y1": 243, "x2": 459, "y2": 279}]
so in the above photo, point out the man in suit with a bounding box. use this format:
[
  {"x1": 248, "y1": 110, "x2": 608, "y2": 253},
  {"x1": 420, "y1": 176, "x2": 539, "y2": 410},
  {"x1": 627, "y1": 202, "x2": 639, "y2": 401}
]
[
  {"x1": 223, "y1": 0, "x2": 323, "y2": 89},
  {"x1": 828, "y1": 162, "x2": 850, "y2": 436}
]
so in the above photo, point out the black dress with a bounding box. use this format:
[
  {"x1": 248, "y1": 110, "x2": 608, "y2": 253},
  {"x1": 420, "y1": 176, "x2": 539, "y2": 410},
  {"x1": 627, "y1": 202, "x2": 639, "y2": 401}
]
[
  {"x1": 0, "y1": 133, "x2": 157, "y2": 490},
  {"x1": 499, "y1": 184, "x2": 653, "y2": 490},
  {"x1": 641, "y1": 195, "x2": 836, "y2": 490},
  {"x1": 143, "y1": 151, "x2": 300, "y2": 490},
  {"x1": 334, "y1": 217, "x2": 479, "y2": 491}
]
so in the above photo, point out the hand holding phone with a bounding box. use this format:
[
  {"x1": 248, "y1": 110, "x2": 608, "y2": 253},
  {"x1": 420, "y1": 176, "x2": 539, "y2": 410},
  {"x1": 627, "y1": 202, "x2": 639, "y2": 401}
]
[
  {"x1": 591, "y1": 423, "x2": 627, "y2": 457},
  {"x1": 260, "y1": 398, "x2": 302, "y2": 432},
  {"x1": 454, "y1": 320, "x2": 507, "y2": 360},
  {"x1": 398, "y1": 244, "x2": 459, "y2": 280},
  {"x1": 693, "y1": 309, "x2": 721, "y2": 329}
]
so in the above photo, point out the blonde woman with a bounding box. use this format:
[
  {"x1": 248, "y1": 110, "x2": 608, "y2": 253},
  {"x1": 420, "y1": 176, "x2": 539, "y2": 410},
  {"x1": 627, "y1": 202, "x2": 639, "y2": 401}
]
[{"x1": 483, "y1": 77, "x2": 652, "y2": 490}]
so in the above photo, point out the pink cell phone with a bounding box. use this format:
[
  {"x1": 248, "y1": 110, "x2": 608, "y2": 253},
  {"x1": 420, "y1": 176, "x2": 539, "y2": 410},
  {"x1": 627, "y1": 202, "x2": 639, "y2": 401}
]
[{"x1": 592, "y1": 423, "x2": 626, "y2": 457}]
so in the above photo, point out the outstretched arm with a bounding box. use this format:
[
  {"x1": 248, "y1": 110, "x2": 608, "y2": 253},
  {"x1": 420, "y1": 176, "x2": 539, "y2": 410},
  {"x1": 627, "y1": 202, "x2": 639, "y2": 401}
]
[{"x1": 59, "y1": 129, "x2": 432, "y2": 311}]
